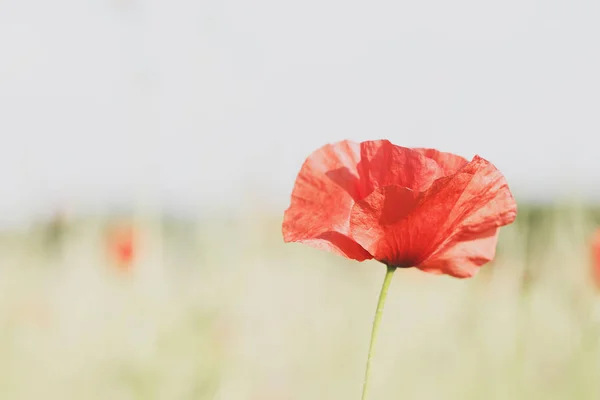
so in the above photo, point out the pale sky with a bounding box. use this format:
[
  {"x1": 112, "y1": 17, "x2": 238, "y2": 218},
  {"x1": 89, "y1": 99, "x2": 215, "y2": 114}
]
[{"x1": 1, "y1": 0, "x2": 599, "y2": 225}]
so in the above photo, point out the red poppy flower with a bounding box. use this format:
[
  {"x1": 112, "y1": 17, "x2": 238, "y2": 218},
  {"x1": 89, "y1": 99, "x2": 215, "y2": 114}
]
[
  {"x1": 107, "y1": 223, "x2": 137, "y2": 272},
  {"x1": 282, "y1": 140, "x2": 517, "y2": 278},
  {"x1": 591, "y1": 229, "x2": 600, "y2": 289}
]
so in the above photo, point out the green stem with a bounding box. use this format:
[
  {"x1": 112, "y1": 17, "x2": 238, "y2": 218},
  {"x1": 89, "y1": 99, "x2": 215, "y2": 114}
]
[{"x1": 361, "y1": 264, "x2": 397, "y2": 400}]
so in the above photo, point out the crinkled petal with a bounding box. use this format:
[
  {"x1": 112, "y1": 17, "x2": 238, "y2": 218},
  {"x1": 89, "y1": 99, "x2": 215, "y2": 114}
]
[
  {"x1": 417, "y1": 156, "x2": 517, "y2": 276},
  {"x1": 350, "y1": 185, "x2": 422, "y2": 267},
  {"x1": 282, "y1": 140, "x2": 372, "y2": 261},
  {"x1": 350, "y1": 155, "x2": 516, "y2": 275},
  {"x1": 413, "y1": 148, "x2": 469, "y2": 176},
  {"x1": 357, "y1": 141, "x2": 444, "y2": 196},
  {"x1": 417, "y1": 228, "x2": 499, "y2": 278},
  {"x1": 296, "y1": 232, "x2": 373, "y2": 261}
]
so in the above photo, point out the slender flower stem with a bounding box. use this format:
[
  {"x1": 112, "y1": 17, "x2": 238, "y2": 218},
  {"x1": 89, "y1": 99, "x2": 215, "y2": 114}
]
[{"x1": 361, "y1": 264, "x2": 397, "y2": 400}]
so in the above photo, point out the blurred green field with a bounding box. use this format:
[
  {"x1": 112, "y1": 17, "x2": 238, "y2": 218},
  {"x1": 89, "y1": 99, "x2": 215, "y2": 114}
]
[{"x1": 1, "y1": 201, "x2": 600, "y2": 399}]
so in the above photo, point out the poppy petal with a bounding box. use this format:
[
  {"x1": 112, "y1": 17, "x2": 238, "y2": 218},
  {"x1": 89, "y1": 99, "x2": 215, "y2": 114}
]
[
  {"x1": 357, "y1": 140, "x2": 444, "y2": 195},
  {"x1": 425, "y1": 156, "x2": 517, "y2": 239},
  {"x1": 413, "y1": 148, "x2": 469, "y2": 176},
  {"x1": 417, "y1": 156, "x2": 517, "y2": 276},
  {"x1": 349, "y1": 185, "x2": 422, "y2": 267},
  {"x1": 417, "y1": 228, "x2": 499, "y2": 278},
  {"x1": 350, "y1": 155, "x2": 516, "y2": 274},
  {"x1": 350, "y1": 175, "x2": 483, "y2": 268},
  {"x1": 282, "y1": 140, "x2": 373, "y2": 261},
  {"x1": 295, "y1": 231, "x2": 374, "y2": 261}
]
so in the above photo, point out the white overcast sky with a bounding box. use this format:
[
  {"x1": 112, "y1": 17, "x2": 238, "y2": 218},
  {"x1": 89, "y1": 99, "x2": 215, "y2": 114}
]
[{"x1": 0, "y1": 0, "x2": 599, "y2": 225}]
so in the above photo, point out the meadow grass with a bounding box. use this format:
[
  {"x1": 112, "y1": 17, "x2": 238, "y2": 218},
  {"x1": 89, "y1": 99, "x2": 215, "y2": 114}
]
[{"x1": 0, "y1": 202, "x2": 600, "y2": 399}]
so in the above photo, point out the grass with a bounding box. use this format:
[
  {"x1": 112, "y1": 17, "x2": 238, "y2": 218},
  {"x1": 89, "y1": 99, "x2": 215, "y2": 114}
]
[{"x1": 0, "y1": 201, "x2": 600, "y2": 399}]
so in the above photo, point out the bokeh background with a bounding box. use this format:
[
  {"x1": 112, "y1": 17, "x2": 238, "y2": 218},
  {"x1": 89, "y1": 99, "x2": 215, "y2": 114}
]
[{"x1": 2, "y1": 1, "x2": 600, "y2": 399}]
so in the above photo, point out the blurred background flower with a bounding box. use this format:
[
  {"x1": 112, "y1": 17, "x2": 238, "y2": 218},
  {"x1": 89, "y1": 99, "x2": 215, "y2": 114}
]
[
  {"x1": 106, "y1": 221, "x2": 137, "y2": 273},
  {"x1": 591, "y1": 229, "x2": 600, "y2": 289}
]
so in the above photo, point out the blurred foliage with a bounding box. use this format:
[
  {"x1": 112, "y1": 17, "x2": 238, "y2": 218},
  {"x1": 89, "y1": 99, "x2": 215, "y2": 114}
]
[{"x1": 0, "y1": 201, "x2": 599, "y2": 399}]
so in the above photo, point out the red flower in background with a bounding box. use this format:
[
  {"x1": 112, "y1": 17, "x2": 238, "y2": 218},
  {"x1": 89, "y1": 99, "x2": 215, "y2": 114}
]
[
  {"x1": 107, "y1": 223, "x2": 137, "y2": 272},
  {"x1": 282, "y1": 140, "x2": 517, "y2": 278},
  {"x1": 592, "y1": 230, "x2": 600, "y2": 288}
]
